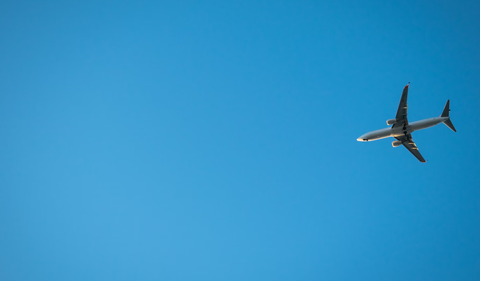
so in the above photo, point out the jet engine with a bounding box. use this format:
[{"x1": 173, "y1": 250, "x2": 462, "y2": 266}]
[
  {"x1": 392, "y1": 140, "x2": 402, "y2": 147},
  {"x1": 386, "y1": 119, "x2": 396, "y2": 125}
]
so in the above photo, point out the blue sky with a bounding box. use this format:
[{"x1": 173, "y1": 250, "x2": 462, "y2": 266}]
[{"x1": 1, "y1": 1, "x2": 479, "y2": 280}]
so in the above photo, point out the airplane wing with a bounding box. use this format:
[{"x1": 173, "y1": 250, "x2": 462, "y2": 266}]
[
  {"x1": 395, "y1": 134, "x2": 426, "y2": 163},
  {"x1": 392, "y1": 84, "x2": 409, "y2": 129}
]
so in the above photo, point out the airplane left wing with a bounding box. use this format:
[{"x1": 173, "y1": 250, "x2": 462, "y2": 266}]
[
  {"x1": 392, "y1": 83, "x2": 409, "y2": 129},
  {"x1": 395, "y1": 134, "x2": 426, "y2": 163}
]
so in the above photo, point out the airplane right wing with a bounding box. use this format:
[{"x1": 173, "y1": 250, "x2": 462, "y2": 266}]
[
  {"x1": 395, "y1": 134, "x2": 426, "y2": 163},
  {"x1": 392, "y1": 84, "x2": 409, "y2": 129}
]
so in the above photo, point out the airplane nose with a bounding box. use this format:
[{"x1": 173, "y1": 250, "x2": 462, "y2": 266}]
[{"x1": 357, "y1": 135, "x2": 368, "y2": 141}]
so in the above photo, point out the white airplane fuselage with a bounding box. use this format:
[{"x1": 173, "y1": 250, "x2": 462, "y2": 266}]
[{"x1": 357, "y1": 116, "x2": 448, "y2": 142}]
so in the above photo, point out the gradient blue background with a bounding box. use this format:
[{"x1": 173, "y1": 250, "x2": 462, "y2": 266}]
[{"x1": 1, "y1": 1, "x2": 479, "y2": 280}]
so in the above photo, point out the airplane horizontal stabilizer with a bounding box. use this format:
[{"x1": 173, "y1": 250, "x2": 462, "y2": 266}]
[
  {"x1": 440, "y1": 100, "x2": 456, "y2": 132},
  {"x1": 441, "y1": 100, "x2": 450, "y2": 117},
  {"x1": 443, "y1": 119, "x2": 457, "y2": 132}
]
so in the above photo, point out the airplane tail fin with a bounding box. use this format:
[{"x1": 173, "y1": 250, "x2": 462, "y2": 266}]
[{"x1": 440, "y1": 100, "x2": 457, "y2": 132}]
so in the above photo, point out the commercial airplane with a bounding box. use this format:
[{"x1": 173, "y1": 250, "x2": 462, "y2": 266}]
[{"x1": 357, "y1": 83, "x2": 456, "y2": 162}]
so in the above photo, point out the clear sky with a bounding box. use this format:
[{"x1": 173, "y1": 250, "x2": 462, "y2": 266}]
[{"x1": 1, "y1": 1, "x2": 479, "y2": 280}]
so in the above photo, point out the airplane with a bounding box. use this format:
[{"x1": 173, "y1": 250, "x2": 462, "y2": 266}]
[{"x1": 357, "y1": 83, "x2": 456, "y2": 162}]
